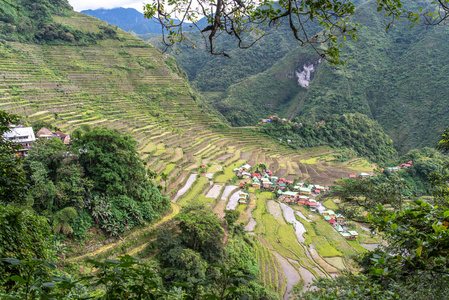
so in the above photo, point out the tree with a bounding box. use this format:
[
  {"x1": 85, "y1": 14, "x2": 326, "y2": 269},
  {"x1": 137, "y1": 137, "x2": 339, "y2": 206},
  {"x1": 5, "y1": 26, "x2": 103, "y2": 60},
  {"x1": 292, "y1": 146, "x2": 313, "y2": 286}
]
[
  {"x1": 299, "y1": 129, "x2": 449, "y2": 299},
  {"x1": 52, "y1": 207, "x2": 78, "y2": 235},
  {"x1": 0, "y1": 205, "x2": 54, "y2": 289},
  {"x1": 25, "y1": 138, "x2": 92, "y2": 212},
  {"x1": 174, "y1": 203, "x2": 225, "y2": 262},
  {"x1": 144, "y1": 0, "x2": 448, "y2": 64},
  {"x1": 161, "y1": 172, "x2": 168, "y2": 192},
  {"x1": 0, "y1": 110, "x2": 28, "y2": 205},
  {"x1": 224, "y1": 209, "x2": 240, "y2": 227}
]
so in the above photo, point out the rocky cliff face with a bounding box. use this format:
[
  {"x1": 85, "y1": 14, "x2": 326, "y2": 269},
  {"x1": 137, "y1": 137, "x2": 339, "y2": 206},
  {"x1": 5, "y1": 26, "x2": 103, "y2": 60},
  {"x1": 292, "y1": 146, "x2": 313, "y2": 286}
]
[{"x1": 295, "y1": 59, "x2": 321, "y2": 88}]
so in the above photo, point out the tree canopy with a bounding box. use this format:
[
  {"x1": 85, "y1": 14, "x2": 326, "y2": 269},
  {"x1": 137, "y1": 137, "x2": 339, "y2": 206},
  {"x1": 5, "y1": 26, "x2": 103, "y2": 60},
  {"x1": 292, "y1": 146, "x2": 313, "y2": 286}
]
[{"x1": 144, "y1": 0, "x2": 449, "y2": 64}]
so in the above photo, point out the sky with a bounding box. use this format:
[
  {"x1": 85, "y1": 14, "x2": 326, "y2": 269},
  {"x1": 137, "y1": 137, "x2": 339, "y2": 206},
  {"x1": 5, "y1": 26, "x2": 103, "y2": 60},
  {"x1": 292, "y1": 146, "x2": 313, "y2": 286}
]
[{"x1": 68, "y1": 1, "x2": 147, "y2": 12}]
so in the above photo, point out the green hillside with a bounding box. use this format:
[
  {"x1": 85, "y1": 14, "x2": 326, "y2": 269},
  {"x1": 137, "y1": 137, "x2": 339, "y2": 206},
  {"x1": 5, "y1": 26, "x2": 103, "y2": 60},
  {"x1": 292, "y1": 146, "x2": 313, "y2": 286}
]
[
  {"x1": 0, "y1": 2, "x2": 386, "y2": 297},
  {"x1": 175, "y1": 0, "x2": 448, "y2": 154},
  {"x1": 258, "y1": 113, "x2": 398, "y2": 164}
]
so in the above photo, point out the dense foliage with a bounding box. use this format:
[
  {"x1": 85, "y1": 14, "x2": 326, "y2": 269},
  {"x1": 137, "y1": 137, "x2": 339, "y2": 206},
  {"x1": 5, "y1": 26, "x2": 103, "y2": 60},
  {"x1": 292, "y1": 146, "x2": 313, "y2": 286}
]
[
  {"x1": 300, "y1": 128, "x2": 449, "y2": 299},
  {"x1": 258, "y1": 113, "x2": 398, "y2": 164},
  {"x1": 0, "y1": 111, "x2": 27, "y2": 205},
  {"x1": 0, "y1": 0, "x2": 119, "y2": 44},
  {"x1": 175, "y1": 0, "x2": 449, "y2": 153},
  {"x1": 0, "y1": 205, "x2": 54, "y2": 290},
  {"x1": 22, "y1": 127, "x2": 170, "y2": 238}
]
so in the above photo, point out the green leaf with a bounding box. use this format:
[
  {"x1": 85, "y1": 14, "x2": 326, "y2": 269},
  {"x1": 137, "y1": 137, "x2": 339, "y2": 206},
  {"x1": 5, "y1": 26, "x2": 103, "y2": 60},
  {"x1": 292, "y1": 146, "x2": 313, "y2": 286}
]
[
  {"x1": 42, "y1": 282, "x2": 55, "y2": 288},
  {"x1": 391, "y1": 223, "x2": 397, "y2": 230},
  {"x1": 443, "y1": 210, "x2": 449, "y2": 217},
  {"x1": 10, "y1": 275, "x2": 26, "y2": 284},
  {"x1": 416, "y1": 246, "x2": 422, "y2": 257}
]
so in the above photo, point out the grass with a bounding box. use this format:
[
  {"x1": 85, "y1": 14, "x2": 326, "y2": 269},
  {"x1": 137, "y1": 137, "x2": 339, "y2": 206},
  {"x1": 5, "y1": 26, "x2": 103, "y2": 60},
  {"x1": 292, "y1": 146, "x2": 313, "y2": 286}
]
[
  {"x1": 178, "y1": 177, "x2": 210, "y2": 206},
  {"x1": 215, "y1": 159, "x2": 246, "y2": 183},
  {"x1": 324, "y1": 257, "x2": 346, "y2": 270},
  {"x1": 252, "y1": 193, "x2": 316, "y2": 271},
  {"x1": 323, "y1": 199, "x2": 339, "y2": 211},
  {"x1": 300, "y1": 157, "x2": 318, "y2": 164},
  {"x1": 347, "y1": 240, "x2": 369, "y2": 253}
]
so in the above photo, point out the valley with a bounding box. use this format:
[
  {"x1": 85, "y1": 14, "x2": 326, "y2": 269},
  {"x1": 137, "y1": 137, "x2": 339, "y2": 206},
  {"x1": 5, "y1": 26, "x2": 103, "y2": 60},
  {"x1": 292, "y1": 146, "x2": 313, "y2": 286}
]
[
  {"x1": 1, "y1": 1, "x2": 448, "y2": 299},
  {"x1": 0, "y1": 8, "x2": 379, "y2": 299}
]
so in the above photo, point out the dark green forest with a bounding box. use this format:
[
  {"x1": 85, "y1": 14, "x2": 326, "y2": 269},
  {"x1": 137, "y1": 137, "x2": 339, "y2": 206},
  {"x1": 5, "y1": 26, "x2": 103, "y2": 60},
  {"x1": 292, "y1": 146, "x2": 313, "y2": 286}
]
[
  {"x1": 0, "y1": 0, "x2": 119, "y2": 44},
  {"x1": 257, "y1": 113, "x2": 398, "y2": 164},
  {"x1": 154, "y1": 0, "x2": 449, "y2": 154}
]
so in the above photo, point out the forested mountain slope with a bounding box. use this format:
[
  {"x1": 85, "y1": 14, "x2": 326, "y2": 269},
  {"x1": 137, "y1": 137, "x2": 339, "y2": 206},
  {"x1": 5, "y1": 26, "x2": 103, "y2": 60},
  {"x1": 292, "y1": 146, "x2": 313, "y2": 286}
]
[
  {"x1": 80, "y1": 7, "x2": 163, "y2": 35},
  {"x1": 0, "y1": 1, "x2": 406, "y2": 297},
  {"x1": 207, "y1": 0, "x2": 449, "y2": 153}
]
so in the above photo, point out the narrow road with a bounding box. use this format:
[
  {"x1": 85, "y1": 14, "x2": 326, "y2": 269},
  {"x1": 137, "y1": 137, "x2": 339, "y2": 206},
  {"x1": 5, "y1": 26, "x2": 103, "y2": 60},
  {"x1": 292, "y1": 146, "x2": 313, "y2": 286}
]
[{"x1": 68, "y1": 203, "x2": 180, "y2": 261}]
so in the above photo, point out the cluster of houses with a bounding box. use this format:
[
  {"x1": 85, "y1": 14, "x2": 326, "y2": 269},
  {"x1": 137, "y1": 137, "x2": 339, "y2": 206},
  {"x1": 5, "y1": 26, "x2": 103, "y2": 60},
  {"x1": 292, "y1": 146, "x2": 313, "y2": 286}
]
[
  {"x1": 320, "y1": 210, "x2": 358, "y2": 240},
  {"x1": 384, "y1": 160, "x2": 413, "y2": 172},
  {"x1": 2, "y1": 125, "x2": 70, "y2": 157},
  {"x1": 233, "y1": 163, "x2": 360, "y2": 240},
  {"x1": 276, "y1": 183, "x2": 330, "y2": 209},
  {"x1": 349, "y1": 160, "x2": 413, "y2": 179}
]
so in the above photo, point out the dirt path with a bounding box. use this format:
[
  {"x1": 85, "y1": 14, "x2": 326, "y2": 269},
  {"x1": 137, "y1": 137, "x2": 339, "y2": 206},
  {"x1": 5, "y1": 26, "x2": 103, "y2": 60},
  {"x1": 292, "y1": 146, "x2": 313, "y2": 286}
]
[{"x1": 68, "y1": 203, "x2": 180, "y2": 262}]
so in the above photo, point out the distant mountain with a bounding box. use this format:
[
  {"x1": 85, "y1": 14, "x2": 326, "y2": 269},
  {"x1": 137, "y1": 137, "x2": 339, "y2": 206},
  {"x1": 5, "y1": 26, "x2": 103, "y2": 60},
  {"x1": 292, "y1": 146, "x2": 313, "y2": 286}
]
[
  {"x1": 80, "y1": 7, "x2": 163, "y2": 34},
  {"x1": 161, "y1": 0, "x2": 448, "y2": 154}
]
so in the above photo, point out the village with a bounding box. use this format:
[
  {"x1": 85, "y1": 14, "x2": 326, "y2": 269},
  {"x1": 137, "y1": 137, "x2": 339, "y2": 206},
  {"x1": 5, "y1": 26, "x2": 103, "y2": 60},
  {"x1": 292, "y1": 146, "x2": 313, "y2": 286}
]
[
  {"x1": 232, "y1": 163, "x2": 360, "y2": 240},
  {"x1": 2, "y1": 124, "x2": 71, "y2": 157}
]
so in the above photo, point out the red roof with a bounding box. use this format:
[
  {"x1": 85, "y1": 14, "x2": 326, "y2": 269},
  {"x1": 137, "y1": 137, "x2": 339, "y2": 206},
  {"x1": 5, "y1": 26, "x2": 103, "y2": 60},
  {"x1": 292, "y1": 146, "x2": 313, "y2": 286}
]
[
  {"x1": 408, "y1": 160, "x2": 413, "y2": 164},
  {"x1": 268, "y1": 171, "x2": 273, "y2": 175},
  {"x1": 54, "y1": 131, "x2": 67, "y2": 137},
  {"x1": 251, "y1": 173, "x2": 261, "y2": 178},
  {"x1": 329, "y1": 219, "x2": 336, "y2": 224},
  {"x1": 239, "y1": 183, "x2": 244, "y2": 186},
  {"x1": 349, "y1": 174, "x2": 357, "y2": 178},
  {"x1": 305, "y1": 201, "x2": 319, "y2": 206}
]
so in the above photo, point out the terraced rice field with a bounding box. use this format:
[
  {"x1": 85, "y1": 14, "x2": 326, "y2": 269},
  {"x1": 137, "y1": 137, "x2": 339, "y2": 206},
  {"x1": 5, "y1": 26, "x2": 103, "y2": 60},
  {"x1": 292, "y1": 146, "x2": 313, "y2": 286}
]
[{"x1": 0, "y1": 10, "x2": 376, "y2": 298}]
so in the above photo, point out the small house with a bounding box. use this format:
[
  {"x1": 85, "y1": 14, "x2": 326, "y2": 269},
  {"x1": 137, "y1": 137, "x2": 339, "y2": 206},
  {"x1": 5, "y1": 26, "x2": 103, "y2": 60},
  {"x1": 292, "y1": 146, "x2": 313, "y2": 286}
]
[
  {"x1": 278, "y1": 183, "x2": 286, "y2": 190},
  {"x1": 270, "y1": 184, "x2": 277, "y2": 191},
  {"x1": 336, "y1": 214, "x2": 345, "y2": 222},
  {"x1": 238, "y1": 192, "x2": 249, "y2": 204},
  {"x1": 305, "y1": 200, "x2": 319, "y2": 210},
  {"x1": 3, "y1": 126, "x2": 36, "y2": 157},
  {"x1": 336, "y1": 224, "x2": 344, "y2": 232},
  {"x1": 348, "y1": 231, "x2": 359, "y2": 239},
  {"x1": 322, "y1": 210, "x2": 336, "y2": 218},
  {"x1": 349, "y1": 174, "x2": 357, "y2": 179},
  {"x1": 252, "y1": 181, "x2": 261, "y2": 189},
  {"x1": 358, "y1": 172, "x2": 371, "y2": 179},
  {"x1": 283, "y1": 191, "x2": 298, "y2": 200},
  {"x1": 36, "y1": 127, "x2": 53, "y2": 139},
  {"x1": 242, "y1": 172, "x2": 251, "y2": 179},
  {"x1": 340, "y1": 232, "x2": 352, "y2": 239},
  {"x1": 271, "y1": 176, "x2": 279, "y2": 182},
  {"x1": 299, "y1": 187, "x2": 312, "y2": 195},
  {"x1": 241, "y1": 164, "x2": 251, "y2": 172}
]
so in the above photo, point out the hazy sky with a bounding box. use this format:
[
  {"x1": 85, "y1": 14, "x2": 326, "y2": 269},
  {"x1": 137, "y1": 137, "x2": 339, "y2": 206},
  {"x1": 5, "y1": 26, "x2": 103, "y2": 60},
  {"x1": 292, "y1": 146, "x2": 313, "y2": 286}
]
[{"x1": 68, "y1": 1, "x2": 147, "y2": 12}]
